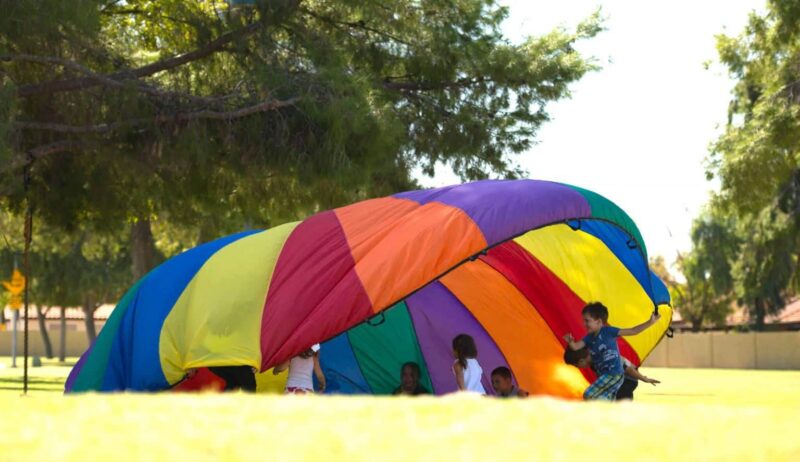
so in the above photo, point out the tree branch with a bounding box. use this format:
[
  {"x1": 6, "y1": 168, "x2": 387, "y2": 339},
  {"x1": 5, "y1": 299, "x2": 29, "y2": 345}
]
[
  {"x1": 300, "y1": 7, "x2": 411, "y2": 46},
  {"x1": 14, "y1": 96, "x2": 301, "y2": 133},
  {"x1": 2, "y1": 54, "x2": 250, "y2": 107},
  {"x1": 0, "y1": 140, "x2": 91, "y2": 179},
  {"x1": 15, "y1": 22, "x2": 264, "y2": 97},
  {"x1": 381, "y1": 76, "x2": 486, "y2": 92}
]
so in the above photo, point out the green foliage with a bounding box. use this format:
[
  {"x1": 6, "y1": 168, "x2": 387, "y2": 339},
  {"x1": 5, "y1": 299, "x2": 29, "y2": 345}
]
[
  {"x1": 1, "y1": 0, "x2": 600, "y2": 224},
  {"x1": 0, "y1": 1, "x2": 601, "y2": 306},
  {"x1": 0, "y1": 210, "x2": 130, "y2": 310},
  {"x1": 731, "y1": 208, "x2": 796, "y2": 328},
  {"x1": 670, "y1": 211, "x2": 740, "y2": 331},
  {"x1": 702, "y1": 0, "x2": 800, "y2": 327}
]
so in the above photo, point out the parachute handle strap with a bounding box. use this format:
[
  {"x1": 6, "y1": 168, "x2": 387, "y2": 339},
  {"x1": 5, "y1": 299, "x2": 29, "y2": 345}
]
[
  {"x1": 654, "y1": 303, "x2": 673, "y2": 338},
  {"x1": 367, "y1": 312, "x2": 386, "y2": 327},
  {"x1": 468, "y1": 248, "x2": 488, "y2": 262}
]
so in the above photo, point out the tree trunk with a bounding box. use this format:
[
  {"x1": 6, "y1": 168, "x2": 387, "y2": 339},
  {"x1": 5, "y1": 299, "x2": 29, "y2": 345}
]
[
  {"x1": 753, "y1": 297, "x2": 766, "y2": 331},
  {"x1": 131, "y1": 218, "x2": 159, "y2": 281},
  {"x1": 690, "y1": 317, "x2": 702, "y2": 332},
  {"x1": 59, "y1": 306, "x2": 66, "y2": 362},
  {"x1": 36, "y1": 305, "x2": 54, "y2": 358},
  {"x1": 83, "y1": 296, "x2": 97, "y2": 344}
]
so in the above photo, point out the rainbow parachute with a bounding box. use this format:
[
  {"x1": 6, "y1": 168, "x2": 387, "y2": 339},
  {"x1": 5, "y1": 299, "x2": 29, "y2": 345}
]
[{"x1": 66, "y1": 180, "x2": 671, "y2": 397}]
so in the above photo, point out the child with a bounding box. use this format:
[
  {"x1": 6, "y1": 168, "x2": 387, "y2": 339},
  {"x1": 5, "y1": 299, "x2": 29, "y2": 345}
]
[
  {"x1": 273, "y1": 343, "x2": 326, "y2": 394},
  {"x1": 208, "y1": 365, "x2": 257, "y2": 392},
  {"x1": 392, "y1": 362, "x2": 431, "y2": 396},
  {"x1": 452, "y1": 333, "x2": 486, "y2": 394},
  {"x1": 563, "y1": 347, "x2": 660, "y2": 400},
  {"x1": 563, "y1": 302, "x2": 661, "y2": 401},
  {"x1": 491, "y1": 366, "x2": 529, "y2": 398}
]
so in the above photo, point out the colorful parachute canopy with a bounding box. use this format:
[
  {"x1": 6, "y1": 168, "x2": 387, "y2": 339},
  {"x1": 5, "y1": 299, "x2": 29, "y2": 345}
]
[{"x1": 65, "y1": 180, "x2": 671, "y2": 397}]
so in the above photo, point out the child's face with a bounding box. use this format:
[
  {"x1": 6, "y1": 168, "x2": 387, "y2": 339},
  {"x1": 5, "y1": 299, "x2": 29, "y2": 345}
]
[
  {"x1": 576, "y1": 356, "x2": 591, "y2": 368},
  {"x1": 491, "y1": 375, "x2": 513, "y2": 394},
  {"x1": 583, "y1": 313, "x2": 603, "y2": 333},
  {"x1": 401, "y1": 366, "x2": 419, "y2": 389}
]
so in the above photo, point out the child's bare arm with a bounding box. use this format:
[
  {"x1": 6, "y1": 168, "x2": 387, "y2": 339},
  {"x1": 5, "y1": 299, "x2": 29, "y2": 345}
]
[
  {"x1": 562, "y1": 333, "x2": 585, "y2": 350},
  {"x1": 453, "y1": 362, "x2": 466, "y2": 391},
  {"x1": 623, "y1": 365, "x2": 660, "y2": 385},
  {"x1": 618, "y1": 312, "x2": 661, "y2": 336},
  {"x1": 313, "y1": 354, "x2": 326, "y2": 391},
  {"x1": 272, "y1": 360, "x2": 290, "y2": 375}
]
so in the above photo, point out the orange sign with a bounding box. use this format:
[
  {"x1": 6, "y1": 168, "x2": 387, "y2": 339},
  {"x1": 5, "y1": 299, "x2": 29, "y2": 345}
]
[{"x1": 2, "y1": 269, "x2": 25, "y2": 310}]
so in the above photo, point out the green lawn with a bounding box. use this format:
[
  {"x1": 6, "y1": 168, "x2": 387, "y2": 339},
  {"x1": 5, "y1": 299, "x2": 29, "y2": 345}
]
[
  {"x1": 0, "y1": 356, "x2": 76, "y2": 396},
  {"x1": 1, "y1": 359, "x2": 799, "y2": 461}
]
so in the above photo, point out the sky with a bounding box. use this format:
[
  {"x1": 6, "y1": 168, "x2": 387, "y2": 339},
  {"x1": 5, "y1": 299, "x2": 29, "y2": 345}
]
[{"x1": 415, "y1": 0, "x2": 766, "y2": 267}]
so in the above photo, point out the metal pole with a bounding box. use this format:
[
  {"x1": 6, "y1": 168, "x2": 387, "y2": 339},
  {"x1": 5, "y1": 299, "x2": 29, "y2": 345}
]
[
  {"x1": 22, "y1": 154, "x2": 32, "y2": 395},
  {"x1": 11, "y1": 309, "x2": 17, "y2": 368},
  {"x1": 59, "y1": 307, "x2": 66, "y2": 362},
  {"x1": 22, "y1": 211, "x2": 30, "y2": 394}
]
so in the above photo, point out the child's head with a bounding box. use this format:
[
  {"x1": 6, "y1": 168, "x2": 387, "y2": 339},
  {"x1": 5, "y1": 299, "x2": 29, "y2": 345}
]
[
  {"x1": 298, "y1": 343, "x2": 320, "y2": 359},
  {"x1": 400, "y1": 362, "x2": 422, "y2": 391},
  {"x1": 452, "y1": 333, "x2": 478, "y2": 368},
  {"x1": 299, "y1": 348, "x2": 314, "y2": 359},
  {"x1": 490, "y1": 366, "x2": 514, "y2": 395},
  {"x1": 582, "y1": 302, "x2": 608, "y2": 333},
  {"x1": 563, "y1": 347, "x2": 592, "y2": 369}
]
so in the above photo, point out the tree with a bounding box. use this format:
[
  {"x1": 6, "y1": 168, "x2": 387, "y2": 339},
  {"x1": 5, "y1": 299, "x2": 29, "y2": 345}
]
[
  {"x1": 672, "y1": 211, "x2": 740, "y2": 331},
  {"x1": 1, "y1": 1, "x2": 602, "y2": 280},
  {"x1": 705, "y1": 0, "x2": 800, "y2": 325},
  {"x1": 710, "y1": 1, "x2": 800, "y2": 217},
  {"x1": 731, "y1": 209, "x2": 796, "y2": 329},
  {"x1": 0, "y1": 210, "x2": 130, "y2": 345}
]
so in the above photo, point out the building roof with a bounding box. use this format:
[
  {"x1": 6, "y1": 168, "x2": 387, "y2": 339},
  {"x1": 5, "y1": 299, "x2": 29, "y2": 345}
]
[
  {"x1": 771, "y1": 298, "x2": 800, "y2": 324},
  {"x1": 722, "y1": 298, "x2": 800, "y2": 326}
]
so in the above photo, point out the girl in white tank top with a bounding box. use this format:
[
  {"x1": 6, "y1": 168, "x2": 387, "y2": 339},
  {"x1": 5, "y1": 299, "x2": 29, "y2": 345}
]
[
  {"x1": 452, "y1": 334, "x2": 486, "y2": 394},
  {"x1": 273, "y1": 344, "x2": 326, "y2": 394}
]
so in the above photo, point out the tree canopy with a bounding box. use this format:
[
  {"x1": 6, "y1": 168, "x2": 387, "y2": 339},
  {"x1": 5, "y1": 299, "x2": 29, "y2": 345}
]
[
  {"x1": 1, "y1": 0, "x2": 601, "y2": 235},
  {"x1": 0, "y1": 1, "x2": 602, "y2": 309},
  {"x1": 681, "y1": 0, "x2": 800, "y2": 329}
]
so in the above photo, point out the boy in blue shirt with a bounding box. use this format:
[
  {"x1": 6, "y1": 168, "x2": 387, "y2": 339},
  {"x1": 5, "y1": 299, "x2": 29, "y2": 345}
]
[
  {"x1": 563, "y1": 347, "x2": 660, "y2": 400},
  {"x1": 563, "y1": 302, "x2": 661, "y2": 400}
]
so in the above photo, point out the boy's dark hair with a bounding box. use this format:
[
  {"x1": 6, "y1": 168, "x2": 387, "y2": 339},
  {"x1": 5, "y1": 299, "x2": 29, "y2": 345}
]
[
  {"x1": 452, "y1": 334, "x2": 478, "y2": 369},
  {"x1": 563, "y1": 347, "x2": 590, "y2": 366},
  {"x1": 401, "y1": 362, "x2": 421, "y2": 379},
  {"x1": 582, "y1": 302, "x2": 609, "y2": 322},
  {"x1": 491, "y1": 366, "x2": 512, "y2": 379}
]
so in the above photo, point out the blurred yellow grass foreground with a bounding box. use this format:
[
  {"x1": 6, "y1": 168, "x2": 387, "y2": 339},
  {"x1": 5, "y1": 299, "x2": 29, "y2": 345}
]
[{"x1": 2, "y1": 361, "x2": 799, "y2": 461}]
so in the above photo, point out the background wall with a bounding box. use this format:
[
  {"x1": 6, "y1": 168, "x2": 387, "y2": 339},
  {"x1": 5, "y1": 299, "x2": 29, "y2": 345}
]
[
  {"x1": 0, "y1": 330, "x2": 92, "y2": 357},
  {"x1": 3, "y1": 330, "x2": 800, "y2": 370},
  {"x1": 644, "y1": 332, "x2": 800, "y2": 370}
]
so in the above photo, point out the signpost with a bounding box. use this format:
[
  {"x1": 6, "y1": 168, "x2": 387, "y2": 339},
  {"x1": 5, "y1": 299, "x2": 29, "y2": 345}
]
[{"x1": 2, "y1": 268, "x2": 25, "y2": 368}]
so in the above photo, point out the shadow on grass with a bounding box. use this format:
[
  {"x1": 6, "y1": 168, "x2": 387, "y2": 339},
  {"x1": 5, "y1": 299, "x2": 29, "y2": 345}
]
[
  {"x1": 0, "y1": 386, "x2": 63, "y2": 392},
  {"x1": 0, "y1": 377, "x2": 66, "y2": 386},
  {"x1": 644, "y1": 393, "x2": 714, "y2": 397}
]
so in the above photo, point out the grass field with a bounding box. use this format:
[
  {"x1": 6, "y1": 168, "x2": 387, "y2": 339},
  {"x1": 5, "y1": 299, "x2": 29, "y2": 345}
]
[{"x1": 2, "y1": 357, "x2": 799, "y2": 461}]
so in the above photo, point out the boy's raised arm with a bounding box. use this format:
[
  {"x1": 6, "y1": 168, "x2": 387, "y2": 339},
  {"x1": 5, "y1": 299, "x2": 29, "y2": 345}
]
[
  {"x1": 618, "y1": 312, "x2": 661, "y2": 337},
  {"x1": 562, "y1": 333, "x2": 585, "y2": 350}
]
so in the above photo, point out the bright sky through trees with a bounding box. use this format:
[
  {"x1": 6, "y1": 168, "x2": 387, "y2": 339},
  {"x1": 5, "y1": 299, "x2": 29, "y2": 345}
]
[{"x1": 418, "y1": 0, "x2": 765, "y2": 264}]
